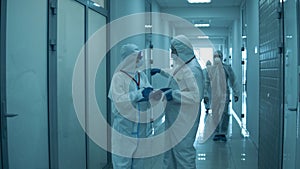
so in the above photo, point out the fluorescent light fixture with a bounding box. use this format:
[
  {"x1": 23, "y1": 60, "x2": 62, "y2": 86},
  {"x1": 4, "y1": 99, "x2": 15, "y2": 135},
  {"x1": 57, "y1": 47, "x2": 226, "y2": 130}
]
[
  {"x1": 254, "y1": 46, "x2": 258, "y2": 54},
  {"x1": 93, "y1": 2, "x2": 101, "y2": 7},
  {"x1": 197, "y1": 35, "x2": 209, "y2": 39},
  {"x1": 194, "y1": 23, "x2": 210, "y2": 27},
  {"x1": 188, "y1": 0, "x2": 211, "y2": 3},
  {"x1": 145, "y1": 25, "x2": 152, "y2": 28}
]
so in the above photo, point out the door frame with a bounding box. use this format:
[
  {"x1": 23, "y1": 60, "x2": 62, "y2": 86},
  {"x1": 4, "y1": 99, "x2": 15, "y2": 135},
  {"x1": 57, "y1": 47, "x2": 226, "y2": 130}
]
[
  {"x1": 296, "y1": 0, "x2": 300, "y2": 168},
  {"x1": 0, "y1": 0, "x2": 8, "y2": 168}
]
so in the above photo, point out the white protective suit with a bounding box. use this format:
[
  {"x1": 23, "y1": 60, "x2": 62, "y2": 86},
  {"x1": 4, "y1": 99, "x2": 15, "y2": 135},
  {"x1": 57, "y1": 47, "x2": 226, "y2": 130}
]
[
  {"x1": 108, "y1": 44, "x2": 152, "y2": 169},
  {"x1": 215, "y1": 61, "x2": 239, "y2": 135},
  {"x1": 203, "y1": 60, "x2": 212, "y2": 111},
  {"x1": 204, "y1": 50, "x2": 239, "y2": 141},
  {"x1": 200, "y1": 57, "x2": 227, "y2": 142},
  {"x1": 161, "y1": 35, "x2": 204, "y2": 169}
]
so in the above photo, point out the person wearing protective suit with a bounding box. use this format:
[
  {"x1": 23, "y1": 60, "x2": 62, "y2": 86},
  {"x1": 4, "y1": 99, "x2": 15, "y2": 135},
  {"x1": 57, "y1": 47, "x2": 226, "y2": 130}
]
[
  {"x1": 207, "y1": 50, "x2": 240, "y2": 142},
  {"x1": 200, "y1": 56, "x2": 227, "y2": 143},
  {"x1": 108, "y1": 44, "x2": 153, "y2": 169},
  {"x1": 203, "y1": 60, "x2": 212, "y2": 113},
  {"x1": 151, "y1": 35, "x2": 204, "y2": 169}
]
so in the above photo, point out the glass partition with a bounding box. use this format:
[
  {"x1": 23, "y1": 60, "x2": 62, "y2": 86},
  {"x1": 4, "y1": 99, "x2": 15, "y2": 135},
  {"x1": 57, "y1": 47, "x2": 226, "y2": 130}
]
[
  {"x1": 57, "y1": 0, "x2": 86, "y2": 168},
  {"x1": 87, "y1": 8, "x2": 108, "y2": 168}
]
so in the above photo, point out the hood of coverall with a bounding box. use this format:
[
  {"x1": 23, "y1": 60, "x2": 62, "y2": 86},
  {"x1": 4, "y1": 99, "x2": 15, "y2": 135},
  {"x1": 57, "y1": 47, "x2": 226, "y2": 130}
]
[
  {"x1": 214, "y1": 50, "x2": 223, "y2": 61},
  {"x1": 170, "y1": 35, "x2": 195, "y2": 63},
  {"x1": 116, "y1": 43, "x2": 142, "y2": 73},
  {"x1": 108, "y1": 44, "x2": 141, "y2": 101}
]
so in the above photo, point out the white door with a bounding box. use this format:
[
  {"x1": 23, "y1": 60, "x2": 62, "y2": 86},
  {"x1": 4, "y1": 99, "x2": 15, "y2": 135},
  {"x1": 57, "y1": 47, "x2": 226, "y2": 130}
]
[{"x1": 6, "y1": 0, "x2": 49, "y2": 168}]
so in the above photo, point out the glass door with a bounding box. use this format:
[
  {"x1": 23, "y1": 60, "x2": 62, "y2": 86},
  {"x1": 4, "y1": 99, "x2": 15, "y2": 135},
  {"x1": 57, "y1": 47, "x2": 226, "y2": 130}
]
[
  {"x1": 1, "y1": 0, "x2": 110, "y2": 168},
  {"x1": 57, "y1": 0, "x2": 109, "y2": 168},
  {"x1": 57, "y1": 0, "x2": 86, "y2": 168},
  {"x1": 87, "y1": 8, "x2": 108, "y2": 168}
]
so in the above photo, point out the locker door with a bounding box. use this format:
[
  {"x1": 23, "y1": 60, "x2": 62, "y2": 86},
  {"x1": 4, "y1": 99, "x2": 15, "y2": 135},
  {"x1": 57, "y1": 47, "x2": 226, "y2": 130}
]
[{"x1": 259, "y1": 0, "x2": 284, "y2": 169}]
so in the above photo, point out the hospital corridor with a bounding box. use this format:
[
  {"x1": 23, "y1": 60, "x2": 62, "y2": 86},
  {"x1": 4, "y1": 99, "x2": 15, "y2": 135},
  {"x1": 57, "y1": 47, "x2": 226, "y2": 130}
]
[{"x1": 0, "y1": 0, "x2": 300, "y2": 169}]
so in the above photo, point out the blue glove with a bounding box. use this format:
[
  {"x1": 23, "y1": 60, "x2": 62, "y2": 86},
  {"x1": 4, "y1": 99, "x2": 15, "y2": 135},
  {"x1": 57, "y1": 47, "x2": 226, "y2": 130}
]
[
  {"x1": 165, "y1": 91, "x2": 173, "y2": 101},
  {"x1": 150, "y1": 68, "x2": 161, "y2": 76},
  {"x1": 142, "y1": 87, "x2": 153, "y2": 98}
]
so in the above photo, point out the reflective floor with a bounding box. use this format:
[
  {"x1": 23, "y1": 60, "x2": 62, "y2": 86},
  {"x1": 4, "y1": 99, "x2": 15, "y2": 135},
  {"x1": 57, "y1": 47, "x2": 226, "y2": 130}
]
[
  {"x1": 109, "y1": 102, "x2": 259, "y2": 169},
  {"x1": 194, "y1": 106, "x2": 258, "y2": 169}
]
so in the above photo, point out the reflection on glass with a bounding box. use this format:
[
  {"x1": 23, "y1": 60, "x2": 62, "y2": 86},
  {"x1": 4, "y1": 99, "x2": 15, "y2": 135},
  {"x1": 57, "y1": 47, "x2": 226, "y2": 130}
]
[
  {"x1": 91, "y1": 0, "x2": 105, "y2": 8},
  {"x1": 87, "y1": 8, "x2": 108, "y2": 168},
  {"x1": 57, "y1": 0, "x2": 86, "y2": 168}
]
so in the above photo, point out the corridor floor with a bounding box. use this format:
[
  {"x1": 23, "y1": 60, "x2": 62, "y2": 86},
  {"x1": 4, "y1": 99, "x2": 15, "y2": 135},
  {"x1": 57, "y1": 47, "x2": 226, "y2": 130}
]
[
  {"x1": 194, "y1": 111, "x2": 258, "y2": 169},
  {"x1": 109, "y1": 101, "x2": 259, "y2": 169}
]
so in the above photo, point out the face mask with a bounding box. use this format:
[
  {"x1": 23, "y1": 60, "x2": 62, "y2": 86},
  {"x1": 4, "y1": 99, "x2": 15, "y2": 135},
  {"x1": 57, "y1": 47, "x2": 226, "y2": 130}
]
[{"x1": 213, "y1": 57, "x2": 221, "y2": 64}]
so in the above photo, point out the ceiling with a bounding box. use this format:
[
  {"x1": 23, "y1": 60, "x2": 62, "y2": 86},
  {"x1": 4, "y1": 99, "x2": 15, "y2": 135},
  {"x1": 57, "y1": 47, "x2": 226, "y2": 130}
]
[
  {"x1": 155, "y1": 0, "x2": 242, "y2": 8},
  {"x1": 154, "y1": 0, "x2": 243, "y2": 45}
]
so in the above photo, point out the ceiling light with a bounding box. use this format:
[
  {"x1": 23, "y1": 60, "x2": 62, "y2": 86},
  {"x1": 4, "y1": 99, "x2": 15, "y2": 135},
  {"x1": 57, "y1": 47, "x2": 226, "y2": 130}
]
[
  {"x1": 197, "y1": 36, "x2": 209, "y2": 39},
  {"x1": 92, "y1": 2, "x2": 101, "y2": 7},
  {"x1": 145, "y1": 25, "x2": 152, "y2": 28},
  {"x1": 187, "y1": 0, "x2": 211, "y2": 3},
  {"x1": 194, "y1": 23, "x2": 210, "y2": 27}
]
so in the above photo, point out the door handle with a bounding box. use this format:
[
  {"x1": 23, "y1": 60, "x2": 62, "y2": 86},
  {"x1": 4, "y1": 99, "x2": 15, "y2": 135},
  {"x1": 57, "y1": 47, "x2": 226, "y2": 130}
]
[
  {"x1": 4, "y1": 113, "x2": 18, "y2": 118},
  {"x1": 288, "y1": 108, "x2": 297, "y2": 111}
]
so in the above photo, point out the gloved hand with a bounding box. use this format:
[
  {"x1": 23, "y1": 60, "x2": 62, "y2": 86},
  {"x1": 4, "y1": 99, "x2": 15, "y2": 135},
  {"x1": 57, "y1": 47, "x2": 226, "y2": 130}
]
[
  {"x1": 150, "y1": 68, "x2": 161, "y2": 76},
  {"x1": 204, "y1": 97, "x2": 209, "y2": 104},
  {"x1": 164, "y1": 91, "x2": 173, "y2": 101},
  {"x1": 149, "y1": 90, "x2": 163, "y2": 101},
  {"x1": 142, "y1": 87, "x2": 153, "y2": 98},
  {"x1": 234, "y1": 96, "x2": 239, "y2": 102}
]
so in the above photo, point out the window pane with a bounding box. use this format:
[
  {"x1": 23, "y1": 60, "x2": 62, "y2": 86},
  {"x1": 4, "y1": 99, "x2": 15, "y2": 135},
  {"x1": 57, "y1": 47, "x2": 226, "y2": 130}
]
[{"x1": 194, "y1": 47, "x2": 213, "y2": 68}]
